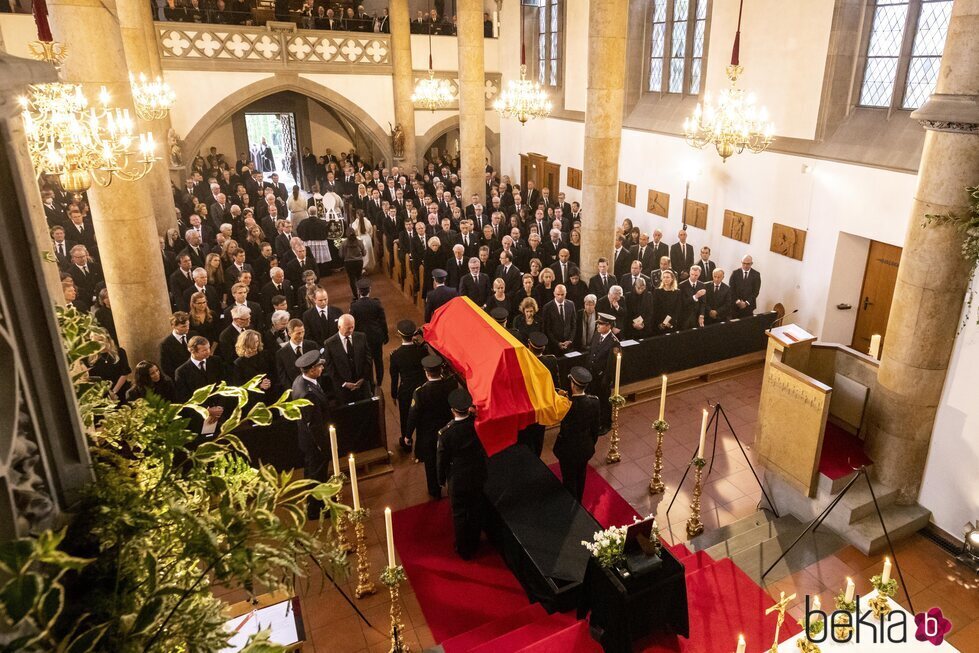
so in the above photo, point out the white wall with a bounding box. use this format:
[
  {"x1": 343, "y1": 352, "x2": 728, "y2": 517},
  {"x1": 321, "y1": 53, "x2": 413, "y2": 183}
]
[
  {"x1": 562, "y1": 0, "x2": 589, "y2": 113},
  {"x1": 307, "y1": 99, "x2": 355, "y2": 152},
  {"x1": 164, "y1": 70, "x2": 272, "y2": 137},
  {"x1": 410, "y1": 34, "x2": 500, "y2": 72},
  {"x1": 200, "y1": 120, "x2": 236, "y2": 158}
]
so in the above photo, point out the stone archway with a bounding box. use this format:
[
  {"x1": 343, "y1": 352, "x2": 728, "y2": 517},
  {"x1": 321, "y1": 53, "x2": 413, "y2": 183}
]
[
  {"x1": 182, "y1": 74, "x2": 395, "y2": 169},
  {"x1": 418, "y1": 115, "x2": 500, "y2": 171}
]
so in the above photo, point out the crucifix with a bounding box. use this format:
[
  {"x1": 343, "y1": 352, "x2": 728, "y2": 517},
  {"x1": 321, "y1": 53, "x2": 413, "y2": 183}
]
[{"x1": 765, "y1": 590, "x2": 796, "y2": 653}]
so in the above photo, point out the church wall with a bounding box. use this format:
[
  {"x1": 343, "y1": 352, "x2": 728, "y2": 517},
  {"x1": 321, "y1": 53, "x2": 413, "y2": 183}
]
[{"x1": 306, "y1": 99, "x2": 357, "y2": 155}]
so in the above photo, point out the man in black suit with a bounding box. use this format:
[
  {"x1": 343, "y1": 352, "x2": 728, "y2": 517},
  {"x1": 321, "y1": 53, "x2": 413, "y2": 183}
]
[
  {"x1": 160, "y1": 312, "x2": 194, "y2": 379},
  {"x1": 182, "y1": 268, "x2": 221, "y2": 313},
  {"x1": 180, "y1": 229, "x2": 207, "y2": 269},
  {"x1": 679, "y1": 265, "x2": 708, "y2": 329},
  {"x1": 494, "y1": 251, "x2": 521, "y2": 298},
  {"x1": 225, "y1": 282, "x2": 265, "y2": 329},
  {"x1": 424, "y1": 269, "x2": 458, "y2": 321},
  {"x1": 696, "y1": 246, "x2": 717, "y2": 281},
  {"x1": 729, "y1": 255, "x2": 762, "y2": 318},
  {"x1": 408, "y1": 355, "x2": 457, "y2": 498},
  {"x1": 174, "y1": 336, "x2": 228, "y2": 435},
  {"x1": 218, "y1": 305, "x2": 251, "y2": 361},
  {"x1": 390, "y1": 320, "x2": 427, "y2": 451},
  {"x1": 169, "y1": 254, "x2": 195, "y2": 307},
  {"x1": 274, "y1": 319, "x2": 319, "y2": 390},
  {"x1": 612, "y1": 236, "x2": 632, "y2": 279},
  {"x1": 458, "y1": 257, "x2": 492, "y2": 305},
  {"x1": 261, "y1": 266, "x2": 294, "y2": 316},
  {"x1": 629, "y1": 233, "x2": 657, "y2": 274},
  {"x1": 64, "y1": 207, "x2": 98, "y2": 255},
  {"x1": 541, "y1": 229, "x2": 563, "y2": 268},
  {"x1": 649, "y1": 229, "x2": 670, "y2": 265},
  {"x1": 549, "y1": 248, "x2": 576, "y2": 286},
  {"x1": 323, "y1": 314, "x2": 373, "y2": 403},
  {"x1": 445, "y1": 244, "x2": 469, "y2": 290},
  {"x1": 542, "y1": 285, "x2": 576, "y2": 355},
  {"x1": 269, "y1": 173, "x2": 288, "y2": 201},
  {"x1": 704, "y1": 268, "x2": 733, "y2": 324},
  {"x1": 291, "y1": 350, "x2": 333, "y2": 518},
  {"x1": 524, "y1": 180, "x2": 541, "y2": 210},
  {"x1": 224, "y1": 249, "x2": 253, "y2": 291},
  {"x1": 302, "y1": 288, "x2": 342, "y2": 344},
  {"x1": 66, "y1": 245, "x2": 103, "y2": 311},
  {"x1": 436, "y1": 388, "x2": 488, "y2": 559},
  {"x1": 588, "y1": 258, "x2": 617, "y2": 297},
  {"x1": 669, "y1": 230, "x2": 696, "y2": 282},
  {"x1": 349, "y1": 279, "x2": 389, "y2": 386},
  {"x1": 51, "y1": 226, "x2": 70, "y2": 269},
  {"x1": 588, "y1": 313, "x2": 619, "y2": 432},
  {"x1": 618, "y1": 260, "x2": 651, "y2": 297},
  {"x1": 554, "y1": 367, "x2": 601, "y2": 502},
  {"x1": 285, "y1": 238, "x2": 318, "y2": 288}
]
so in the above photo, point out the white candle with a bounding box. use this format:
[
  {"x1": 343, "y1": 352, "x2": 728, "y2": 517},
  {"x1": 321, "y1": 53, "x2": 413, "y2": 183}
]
[
  {"x1": 881, "y1": 557, "x2": 891, "y2": 584},
  {"x1": 812, "y1": 596, "x2": 822, "y2": 619},
  {"x1": 384, "y1": 507, "x2": 396, "y2": 567},
  {"x1": 844, "y1": 577, "x2": 855, "y2": 603},
  {"x1": 868, "y1": 334, "x2": 881, "y2": 359},
  {"x1": 659, "y1": 375, "x2": 668, "y2": 421},
  {"x1": 329, "y1": 425, "x2": 340, "y2": 477},
  {"x1": 348, "y1": 453, "x2": 360, "y2": 511},
  {"x1": 735, "y1": 634, "x2": 745, "y2": 653},
  {"x1": 697, "y1": 409, "x2": 708, "y2": 459},
  {"x1": 614, "y1": 351, "x2": 622, "y2": 396}
]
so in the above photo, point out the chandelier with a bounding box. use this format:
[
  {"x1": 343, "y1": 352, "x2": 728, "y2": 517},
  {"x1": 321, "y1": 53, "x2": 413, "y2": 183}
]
[
  {"x1": 682, "y1": 0, "x2": 774, "y2": 162},
  {"x1": 129, "y1": 72, "x2": 176, "y2": 120},
  {"x1": 493, "y1": 64, "x2": 553, "y2": 125},
  {"x1": 412, "y1": 0, "x2": 454, "y2": 111}
]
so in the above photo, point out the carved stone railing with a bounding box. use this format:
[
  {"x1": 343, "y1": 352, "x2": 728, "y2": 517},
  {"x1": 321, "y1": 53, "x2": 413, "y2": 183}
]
[{"x1": 157, "y1": 22, "x2": 392, "y2": 72}]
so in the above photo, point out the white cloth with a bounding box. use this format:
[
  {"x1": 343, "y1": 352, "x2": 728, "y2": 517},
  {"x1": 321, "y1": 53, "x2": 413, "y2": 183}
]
[
  {"x1": 356, "y1": 218, "x2": 376, "y2": 273},
  {"x1": 287, "y1": 196, "x2": 308, "y2": 223}
]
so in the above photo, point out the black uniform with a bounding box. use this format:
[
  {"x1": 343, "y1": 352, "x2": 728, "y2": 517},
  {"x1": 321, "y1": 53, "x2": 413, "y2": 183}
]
[
  {"x1": 350, "y1": 296, "x2": 389, "y2": 385},
  {"x1": 406, "y1": 377, "x2": 457, "y2": 497},
  {"x1": 436, "y1": 415, "x2": 488, "y2": 558},
  {"x1": 554, "y1": 393, "x2": 602, "y2": 502},
  {"x1": 515, "y1": 353, "x2": 560, "y2": 456},
  {"x1": 389, "y1": 343, "x2": 427, "y2": 445},
  {"x1": 587, "y1": 331, "x2": 619, "y2": 431},
  {"x1": 291, "y1": 372, "x2": 333, "y2": 517},
  {"x1": 424, "y1": 285, "x2": 458, "y2": 321}
]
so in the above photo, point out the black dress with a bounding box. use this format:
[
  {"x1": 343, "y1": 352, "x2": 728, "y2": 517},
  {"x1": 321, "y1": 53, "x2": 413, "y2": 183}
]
[
  {"x1": 233, "y1": 351, "x2": 274, "y2": 408},
  {"x1": 482, "y1": 295, "x2": 511, "y2": 316},
  {"x1": 89, "y1": 349, "x2": 132, "y2": 402},
  {"x1": 511, "y1": 289, "x2": 536, "y2": 315},
  {"x1": 94, "y1": 306, "x2": 117, "y2": 344},
  {"x1": 422, "y1": 248, "x2": 447, "y2": 298},
  {"x1": 533, "y1": 284, "x2": 555, "y2": 309},
  {"x1": 653, "y1": 288, "x2": 682, "y2": 333},
  {"x1": 126, "y1": 378, "x2": 177, "y2": 403},
  {"x1": 191, "y1": 317, "x2": 221, "y2": 345},
  {"x1": 509, "y1": 315, "x2": 542, "y2": 344},
  {"x1": 626, "y1": 290, "x2": 656, "y2": 339}
]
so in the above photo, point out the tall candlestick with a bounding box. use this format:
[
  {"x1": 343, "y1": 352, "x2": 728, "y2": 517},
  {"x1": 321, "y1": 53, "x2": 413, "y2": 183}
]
[
  {"x1": 659, "y1": 375, "x2": 667, "y2": 421},
  {"x1": 881, "y1": 557, "x2": 891, "y2": 584},
  {"x1": 697, "y1": 409, "x2": 708, "y2": 458},
  {"x1": 736, "y1": 634, "x2": 745, "y2": 653},
  {"x1": 868, "y1": 334, "x2": 881, "y2": 359},
  {"x1": 348, "y1": 453, "x2": 360, "y2": 511},
  {"x1": 329, "y1": 425, "x2": 340, "y2": 477},
  {"x1": 844, "y1": 577, "x2": 855, "y2": 603},
  {"x1": 384, "y1": 507, "x2": 396, "y2": 567},
  {"x1": 614, "y1": 351, "x2": 622, "y2": 396}
]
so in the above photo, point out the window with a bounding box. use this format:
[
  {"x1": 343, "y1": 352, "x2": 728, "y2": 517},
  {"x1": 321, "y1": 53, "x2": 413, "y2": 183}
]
[
  {"x1": 858, "y1": 0, "x2": 952, "y2": 110},
  {"x1": 537, "y1": 0, "x2": 561, "y2": 87},
  {"x1": 648, "y1": 0, "x2": 708, "y2": 95}
]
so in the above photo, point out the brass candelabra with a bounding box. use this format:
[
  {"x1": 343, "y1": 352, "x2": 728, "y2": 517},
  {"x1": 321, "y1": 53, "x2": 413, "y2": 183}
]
[
  {"x1": 329, "y1": 473, "x2": 352, "y2": 553},
  {"x1": 685, "y1": 457, "x2": 706, "y2": 538},
  {"x1": 380, "y1": 565, "x2": 410, "y2": 653},
  {"x1": 869, "y1": 574, "x2": 898, "y2": 620},
  {"x1": 606, "y1": 393, "x2": 627, "y2": 464},
  {"x1": 833, "y1": 593, "x2": 856, "y2": 641},
  {"x1": 765, "y1": 591, "x2": 795, "y2": 653},
  {"x1": 350, "y1": 508, "x2": 375, "y2": 598},
  {"x1": 648, "y1": 419, "x2": 669, "y2": 494}
]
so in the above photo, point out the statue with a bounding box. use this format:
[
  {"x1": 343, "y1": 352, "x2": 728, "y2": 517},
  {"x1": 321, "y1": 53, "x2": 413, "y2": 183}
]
[
  {"x1": 390, "y1": 122, "x2": 405, "y2": 159},
  {"x1": 167, "y1": 128, "x2": 183, "y2": 168}
]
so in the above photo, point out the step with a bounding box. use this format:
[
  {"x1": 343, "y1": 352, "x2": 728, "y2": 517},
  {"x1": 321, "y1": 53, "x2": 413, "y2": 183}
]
[
  {"x1": 468, "y1": 615, "x2": 575, "y2": 653},
  {"x1": 688, "y1": 510, "x2": 770, "y2": 552},
  {"x1": 828, "y1": 474, "x2": 899, "y2": 525},
  {"x1": 818, "y1": 464, "x2": 873, "y2": 496},
  {"x1": 514, "y1": 621, "x2": 602, "y2": 653},
  {"x1": 441, "y1": 603, "x2": 547, "y2": 652},
  {"x1": 849, "y1": 503, "x2": 931, "y2": 556},
  {"x1": 727, "y1": 521, "x2": 848, "y2": 585},
  {"x1": 703, "y1": 515, "x2": 804, "y2": 561},
  {"x1": 677, "y1": 550, "x2": 716, "y2": 574}
]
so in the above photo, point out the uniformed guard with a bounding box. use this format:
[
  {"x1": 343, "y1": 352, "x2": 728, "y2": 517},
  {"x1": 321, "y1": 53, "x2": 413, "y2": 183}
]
[
  {"x1": 588, "y1": 313, "x2": 620, "y2": 433},
  {"x1": 437, "y1": 387, "x2": 489, "y2": 559},
  {"x1": 489, "y1": 307, "x2": 509, "y2": 327},
  {"x1": 554, "y1": 367, "x2": 601, "y2": 502},
  {"x1": 406, "y1": 354, "x2": 457, "y2": 498},
  {"x1": 389, "y1": 319, "x2": 426, "y2": 452},
  {"x1": 349, "y1": 277, "x2": 389, "y2": 387},
  {"x1": 424, "y1": 268, "x2": 458, "y2": 321},
  {"x1": 516, "y1": 331, "x2": 559, "y2": 456},
  {"x1": 291, "y1": 350, "x2": 334, "y2": 518}
]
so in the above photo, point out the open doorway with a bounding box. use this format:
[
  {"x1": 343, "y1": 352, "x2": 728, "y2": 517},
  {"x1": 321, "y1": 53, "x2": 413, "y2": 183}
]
[{"x1": 245, "y1": 112, "x2": 299, "y2": 189}]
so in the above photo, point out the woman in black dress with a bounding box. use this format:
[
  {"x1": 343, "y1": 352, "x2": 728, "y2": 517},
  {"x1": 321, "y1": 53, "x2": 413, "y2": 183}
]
[
  {"x1": 422, "y1": 236, "x2": 447, "y2": 298},
  {"x1": 653, "y1": 270, "x2": 682, "y2": 333},
  {"x1": 188, "y1": 291, "x2": 221, "y2": 346},
  {"x1": 512, "y1": 274, "x2": 536, "y2": 315},
  {"x1": 510, "y1": 297, "x2": 542, "y2": 344},
  {"x1": 534, "y1": 268, "x2": 556, "y2": 308},
  {"x1": 232, "y1": 329, "x2": 274, "y2": 404},
  {"x1": 88, "y1": 340, "x2": 132, "y2": 403},
  {"x1": 126, "y1": 360, "x2": 176, "y2": 402},
  {"x1": 483, "y1": 278, "x2": 511, "y2": 315},
  {"x1": 94, "y1": 288, "x2": 117, "y2": 345},
  {"x1": 626, "y1": 277, "x2": 656, "y2": 339},
  {"x1": 568, "y1": 229, "x2": 582, "y2": 267}
]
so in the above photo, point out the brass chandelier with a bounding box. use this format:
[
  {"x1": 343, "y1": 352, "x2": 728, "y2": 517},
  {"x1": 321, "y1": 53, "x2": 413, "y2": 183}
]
[
  {"x1": 412, "y1": 0, "x2": 454, "y2": 111},
  {"x1": 129, "y1": 72, "x2": 176, "y2": 120},
  {"x1": 682, "y1": 0, "x2": 774, "y2": 162},
  {"x1": 494, "y1": 4, "x2": 551, "y2": 125}
]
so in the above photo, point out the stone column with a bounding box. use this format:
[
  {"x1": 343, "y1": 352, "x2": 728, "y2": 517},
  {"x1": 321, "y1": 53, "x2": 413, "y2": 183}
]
[
  {"x1": 578, "y1": 0, "x2": 628, "y2": 279},
  {"x1": 864, "y1": 0, "x2": 979, "y2": 503},
  {"x1": 389, "y1": 0, "x2": 417, "y2": 169},
  {"x1": 47, "y1": 0, "x2": 172, "y2": 366},
  {"x1": 118, "y1": 0, "x2": 177, "y2": 235},
  {"x1": 457, "y1": 0, "x2": 486, "y2": 203}
]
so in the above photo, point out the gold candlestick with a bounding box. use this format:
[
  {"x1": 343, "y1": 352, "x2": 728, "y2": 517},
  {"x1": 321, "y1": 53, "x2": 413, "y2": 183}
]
[
  {"x1": 648, "y1": 419, "x2": 669, "y2": 494},
  {"x1": 685, "y1": 457, "x2": 706, "y2": 537},
  {"x1": 380, "y1": 565, "x2": 410, "y2": 653},
  {"x1": 765, "y1": 591, "x2": 795, "y2": 653},
  {"x1": 833, "y1": 592, "x2": 856, "y2": 641},
  {"x1": 869, "y1": 574, "x2": 897, "y2": 620},
  {"x1": 328, "y1": 473, "x2": 352, "y2": 553},
  {"x1": 606, "y1": 393, "x2": 627, "y2": 464},
  {"x1": 351, "y1": 508, "x2": 375, "y2": 598}
]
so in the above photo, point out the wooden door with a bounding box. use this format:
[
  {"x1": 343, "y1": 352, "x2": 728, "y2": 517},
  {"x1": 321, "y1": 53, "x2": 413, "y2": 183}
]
[
  {"x1": 851, "y1": 241, "x2": 902, "y2": 354},
  {"x1": 520, "y1": 154, "x2": 533, "y2": 191},
  {"x1": 542, "y1": 161, "x2": 560, "y2": 196}
]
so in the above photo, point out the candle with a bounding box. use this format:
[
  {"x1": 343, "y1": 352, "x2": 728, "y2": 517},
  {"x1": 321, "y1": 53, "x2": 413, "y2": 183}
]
[
  {"x1": 348, "y1": 453, "x2": 360, "y2": 511},
  {"x1": 614, "y1": 351, "x2": 622, "y2": 396},
  {"x1": 813, "y1": 596, "x2": 822, "y2": 618},
  {"x1": 384, "y1": 507, "x2": 396, "y2": 567},
  {"x1": 697, "y1": 409, "x2": 708, "y2": 459},
  {"x1": 844, "y1": 577, "x2": 855, "y2": 603},
  {"x1": 659, "y1": 375, "x2": 667, "y2": 421},
  {"x1": 736, "y1": 634, "x2": 745, "y2": 653},
  {"x1": 881, "y1": 557, "x2": 891, "y2": 584},
  {"x1": 329, "y1": 425, "x2": 340, "y2": 478},
  {"x1": 868, "y1": 334, "x2": 881, "y2": 359}
]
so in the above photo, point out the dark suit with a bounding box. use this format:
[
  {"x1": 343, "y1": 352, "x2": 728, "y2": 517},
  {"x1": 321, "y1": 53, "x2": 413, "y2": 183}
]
[
  {"x1": 424, "y1": 285, "x2": 458, "y2": 321},
  {"x1": 218, "y1": 325, "x2": 247, "y2": 362},
  {"x1": 445, "y1": 257, "x2": 469, "y2": 289},
  {"x1": 549, "y1": 260, "x2": 576, "y2": 286},
  {"x1": 612, "y1": 248, "x2": 632, "y2": 279},
  {"x1": 323, "y1": 331, "x2": 373, "y2": 403},
  {"x1": 274, "y1": 340, "x2": 319, "y2": 390},
  {"x1": 695, "y1": 258, "x2": 717, "y2": 281},
  {"x1": 459, "y1": 272, "x2": 492, "y2": 306},
  {"x1": 436, "y1": 415, "x2": 488, "y2": 558},
  {"x1": 169, "y1": 268, "x2": 195, "y2": 306},
  {"x1": 261, "y1": 279, "x2": 294, "y2": 314},
  {"x1": 350, "y1": 297, "x2": 389, "y2": 385},
  {"x1": 554, "y1": 393, "x2": 602, "y2": 502},
  {"x1": 67, "y1": 262, "x2": 104, "y2": 310},
  {"x1": 587, "y1": 332, "x2": 619, "y2": 430},
  {"x1": 302, "y1": 305, "x2": 342, "y2": 344},
  {"x1": 541, "y1": 300, "x2": 576, "y2": 353},
  {"x1": 588, "y1": 272, "x2": 617, "y2": 298},
  {"x1": 618, "y1": 272, "x2": 652, "y2": 297},
  {"x1": 291, "y1": 373, "x2": 333, "y2": 517},
  {"x1": 494, "y1": 264, "x2": 522, "y2": 297},
  {"x1": 285, "y1": 256, "x2": 318, "y2": 288},
  {"x1": 174, "y1": 355, "x2": 228, "y2": 434},
  {"x1": 649, "y1": 241, "x2": 670, "y2": 268},
  {"x1": 389, "y1": 343, "x2": 427, "y2": 444},
  {"x1": 670, "y1": 242, "x2": 696, "y2": 281},
  {"x1": 182, "y1": 284, "x2": 221, "y2": 313},
  {"x1": 704, "y1": 281, "x2": 733, "y2": 324},
  {"x1": 630, "y1": 245, "x2": 657, "y2": 275},
  {"x1": 679, "y1": 279, "x2": 707, "y2": 329},
  {"x1": 407, "y1": 377, "x2": 456, "y2": 496},
  {"x1": 179, "y1": 244, "x2": 207, "y2": 270},
  {"x1": 729, "y1": 268, "x2": 762, "y2": 318}
]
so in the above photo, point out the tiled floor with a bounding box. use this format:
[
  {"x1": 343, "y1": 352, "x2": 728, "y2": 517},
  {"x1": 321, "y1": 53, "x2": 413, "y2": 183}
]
[{"x1": 225, "y1": 268, "x2": 979, "y2": 653}]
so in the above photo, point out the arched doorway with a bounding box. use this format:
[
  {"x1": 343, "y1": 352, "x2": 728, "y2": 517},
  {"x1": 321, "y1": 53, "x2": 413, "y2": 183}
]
[{"x1": 418, "y1": 116, "x2": 500, "y2": 172}]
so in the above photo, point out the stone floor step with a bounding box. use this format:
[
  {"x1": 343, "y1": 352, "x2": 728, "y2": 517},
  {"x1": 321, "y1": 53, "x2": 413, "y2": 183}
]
[
  {"x1": 688, "y1": 510, "x2": 770, "y2": 552},
  {"x1": 848, "y1": 504, "x2": 931, "y2": 556},
  {"x1": 703, "y1": 515, "x2": 804, "y2": 561},
  {"x1": 729, "y1": 524, "x2": 849, "y2": 585}
]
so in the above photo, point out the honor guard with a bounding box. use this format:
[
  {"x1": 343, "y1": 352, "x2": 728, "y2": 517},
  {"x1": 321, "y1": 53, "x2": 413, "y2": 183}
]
[
  {"x1": 389, "y1": 320, "x2": 426, "y2": 452},
  {"x1": 406, "y1": 355, "x2": 457, "y2": 499},
  {"x1": 291, "y1": 350, "x2": 333, "y2": 518},
  {"x1": 588, "y1": 313, "x2": 619, "y2": 433},
  {"x1": 554, "y1": 367, "x2": 601, "y2": 502},
  {"x1": 516, "y1": 332, "x2": 559, "y2": 456},
  {"x1": 436, "y1": 388, "x2": 489, "y2": 559},
  {"x1": 349, "y1": 278, "x2": 389, "y2": 387}
]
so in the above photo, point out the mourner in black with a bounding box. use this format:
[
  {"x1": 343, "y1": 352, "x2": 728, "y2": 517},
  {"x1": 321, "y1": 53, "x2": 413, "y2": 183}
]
[
  {"x1": 554, "y1": 367, "x2": 601, "y2": 502},
  {"x1": 424, "y1": 268, "x2": 458, "y2": 322},
  {"x1": 291, "y1": 351, "x2": 333, "y2": 519},
  {"x1": 390, "y1": 320, "x2": 427, "y2": 452},
  {"x1": 349, "y1": 278, "x2": 389, "y2": 386},
  {"x1": 587, "y1": 313, "x2": 620, "y2": 433},
  {"x1": 437, "y1": 388, "x2": 489, "y2": 559},
  {"x1": 407, "y1": 355, "x2": 457, "y2": 499}
]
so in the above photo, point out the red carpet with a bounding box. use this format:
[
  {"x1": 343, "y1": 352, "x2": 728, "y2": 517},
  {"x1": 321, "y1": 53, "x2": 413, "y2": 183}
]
[
  {"x1": 549, "y1": 463, "x2": 642, "y2": 528},
  {"x1": 819, "y1": 421, "x2": 873, "y2": 480}
]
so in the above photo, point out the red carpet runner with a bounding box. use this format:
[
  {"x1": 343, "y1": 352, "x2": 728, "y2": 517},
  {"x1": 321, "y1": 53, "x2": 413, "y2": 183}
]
[
  {"x1": 819, "y1": 422, "x2": 874, "y2": 480},
  {"x1": 393, "y1": 464, "x2": 801, "y2": 652}
]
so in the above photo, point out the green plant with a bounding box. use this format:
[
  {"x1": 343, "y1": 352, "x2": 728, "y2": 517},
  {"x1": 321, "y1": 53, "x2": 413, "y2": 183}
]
[
  {"x1": 925, "y1": 185, "x2": 979, "y2": 324},
  {"x1": 0, "y1": 307, "x2": 348, "y2": 652}
]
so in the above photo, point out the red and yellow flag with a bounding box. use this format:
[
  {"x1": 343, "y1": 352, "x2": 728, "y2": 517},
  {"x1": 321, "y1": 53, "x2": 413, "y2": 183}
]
[{"x1": 424, "y1": 296, "x2": 571, "y2": 456}]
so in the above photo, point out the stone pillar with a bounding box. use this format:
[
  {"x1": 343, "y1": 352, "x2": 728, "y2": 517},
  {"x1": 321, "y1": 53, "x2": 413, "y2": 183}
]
[
  {"x1": 47, "y1": 0, "x2": 172, "y2": 366},
  {"x1": 578, "y1": 0, "x2": 628, "y2": 278},
  {"x1": 457, "y1": 0, "x2": 486, "y2": 203},
  {"x1": 864, "y1": 1, "x2": 979, "y2": 503},
  {"x1": 118, "y1": 0, "x2": 177, "y2": 235},
  {"x1": 389, "y1": 0, "x2": 418, "y2": 169}
]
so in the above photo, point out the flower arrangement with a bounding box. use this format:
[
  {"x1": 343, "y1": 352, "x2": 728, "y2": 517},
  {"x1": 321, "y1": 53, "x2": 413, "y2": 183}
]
[{"x1": 581, "y1": 515, "x2": 660, "y2": 568}]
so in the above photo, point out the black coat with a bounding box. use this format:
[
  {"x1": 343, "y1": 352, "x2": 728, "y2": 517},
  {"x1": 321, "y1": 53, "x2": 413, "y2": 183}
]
[
  {"x1": 705, "y1": 282, "x2": 733, "y2": 322},
  {"x1": 625, "y1": 290, "x2": 656, "y2": 339},
  {"x1": 729, "y1": 268, "x2": 762, "y2": 316},
  {"x1": 323, "y1": 332, "x2": 373, "y2": 401},
  {"x1": 494, "y1": 264, "x2": 522, "y2": 297},
  {"x1": 407, "y1": 377, "x2": 456, "y2": 462},
  {"x1": 174, "y1": 355, "x2": 228, "y2": 433},
  {"x1": 678, "y1": 279, "x2": 707, "y2": 329},
  {"x1": 629, "y1": 244, "x2": 658, "y2": 275},
  {"x1": 653, "y1": 288, "x2": 682, "y2": 331},
  {"x1": 459, "y1": 272, "x2": 492, "y2": 306},
  {"x1": 588, "y1": 272, "x2": 617, "y2": 298},
  {"x1": 274, "y1": 339, "x2": 320, "y2": 390},
  {"x1": 182, "y1": 284, "x2": 221, "y2": 313},
  {"x1": 541, "y1": 300, "x2": 576, "y2": 350},
  {"x1": 349, "y1": 297, "x2": 389, "y2": 347},
  {"x1": 554, "y1": 394, "x2": 601, "y2": 465},
  {"x1": 261, "y1": 279, "x2": 295, "y2": 314},
  {"x1": 302, "y1": 305, "x2": 342, "y2": 344},
  {"x1": 159, "y1": 332, "x2": 194, "y2": 379},
  {"x1": 670, "y1": 242, "x2": 696, "y2": 279},
  {"x1": 612, "y1": 248, "x2": 632, "y2": 279},
  {"x1": 445, "y1": 257, "x2": 469, "y2": 290},
  {"x1": 291, "y1": 373, "x2": 332, "y2": 478},
  {"x1": 436, "y1": 415, "x2": 487, "y2": 492},
  {"x1": 424, "y1": 285, "x2": 458, "y2": 322},
  {"x1": 389, "y1": 343, "x2": 427, "y2": 400}
]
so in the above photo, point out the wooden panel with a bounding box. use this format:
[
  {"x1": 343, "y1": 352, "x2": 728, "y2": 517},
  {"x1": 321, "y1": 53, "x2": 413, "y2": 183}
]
[
  {"x1": 646, "y1": 189, "x2": 670, "y2": 218},
  {"x1": 770, "y1": 223, "x2": 807, "y2": 260},
  {"x1": 566, "y1": 167, "x2": 582, "y2": 190},
  {"x1": 722, "y1": 209, "x2": 753, "y2": 244},
  {"x1": 684, "y1": 199, "x2": 708, "y2": 230},
  {"x1": 851, "y1": 240, "x2": 902, "y2": 353},
  {"x1": 543, "y1": 161, "x2": 560, "y2": 197},
  {"x1": 617, "y1": 181, "x2": 637, "y2": 207}
]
